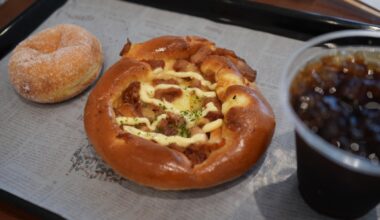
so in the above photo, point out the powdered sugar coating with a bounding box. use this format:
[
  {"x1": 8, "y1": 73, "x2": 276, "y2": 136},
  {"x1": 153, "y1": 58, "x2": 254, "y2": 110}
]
[{"x1": 8, "y1": 24, "x2": 103, "y2": 103}]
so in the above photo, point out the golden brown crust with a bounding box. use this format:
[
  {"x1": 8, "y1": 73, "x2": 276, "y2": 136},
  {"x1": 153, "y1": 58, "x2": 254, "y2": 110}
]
[
  {"x1": 8, "y1": 24, "x2": 103, "y2": 103},
  {"x1": 84, "y1": 36, "x2": 275, "y2": 190}
]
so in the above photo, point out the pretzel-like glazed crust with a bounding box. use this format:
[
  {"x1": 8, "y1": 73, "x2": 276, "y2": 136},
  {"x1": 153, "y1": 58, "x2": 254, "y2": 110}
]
[{"x1": 84, "y1": 36, "x2": 275, "y2": 190}]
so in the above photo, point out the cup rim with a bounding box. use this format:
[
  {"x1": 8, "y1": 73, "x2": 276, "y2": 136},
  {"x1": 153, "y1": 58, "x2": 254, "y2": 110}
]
[{"x1": 281, "y1": 29, "x2": 380, "y2": 177}]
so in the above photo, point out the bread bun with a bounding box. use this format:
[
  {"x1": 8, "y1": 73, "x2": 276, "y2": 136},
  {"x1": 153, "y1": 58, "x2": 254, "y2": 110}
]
[
  {"x1": 8, "y1": 24, "x2": 103, "y2": 103},
  {"x1": 84, "y1": 36, "x2": 275, "y2": 190}
]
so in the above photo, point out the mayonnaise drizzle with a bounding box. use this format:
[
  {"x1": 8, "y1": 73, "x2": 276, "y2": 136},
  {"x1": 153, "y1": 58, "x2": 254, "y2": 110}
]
[
  {"x1": 202, "y1": 119, "x2": 223, "y2": 133},
  {"x1": 201, "y1": 102, "x2": 218, "y2": 117},
  {"x1": 139, "y1": 83, "x2": 218, "y2": 127},
  {"x1": 155, "y1": 84, "x2": 216, "y2": 98},
  {"x1": 122, "y1": 125, "x2": 207, "y2": 147},
  {"x1": 116, "y1": 114, "x2": 167, "y2": 130},
  {"x1": 154, "y1": 68, "x2": 217, "y2": 90},
  {"x1": 117, "y1": 69, "x2": 224, "y2": 147}
]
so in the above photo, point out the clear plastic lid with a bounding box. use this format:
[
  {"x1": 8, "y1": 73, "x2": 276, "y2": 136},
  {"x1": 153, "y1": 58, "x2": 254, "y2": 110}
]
[{"x1": 281, "y1": 30, "x2": 380, "y2": 177}]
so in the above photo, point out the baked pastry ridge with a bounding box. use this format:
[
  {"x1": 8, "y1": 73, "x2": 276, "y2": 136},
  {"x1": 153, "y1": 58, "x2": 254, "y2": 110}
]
[{"x1": 84, "y1": 36, "x2": 275, "y2": 190}]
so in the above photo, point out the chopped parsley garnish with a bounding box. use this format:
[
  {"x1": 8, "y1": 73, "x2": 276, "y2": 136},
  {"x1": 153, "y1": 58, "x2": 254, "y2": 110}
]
[
  {"x1": 190, "y1": 95, "x2": 201, "y2": 109},
  {"x1": 180, "y1": 109, "x2": 202, "y2": 122},
  {"x1": 181, "y1": 110, "x2": 189, "y2": 116},
  {"x1": 178, "y1": 123, "x2": 190, "y2": 138},
  {"x1": 158, "y1": 103, "x2": 167, "y2": 111},
  {"x1": 192, "y1": 109, "x2": 202, "y2": 121}
]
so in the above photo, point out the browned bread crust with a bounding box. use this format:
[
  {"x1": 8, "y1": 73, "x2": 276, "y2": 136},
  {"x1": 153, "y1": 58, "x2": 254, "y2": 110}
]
[
  {"x1": 84, "y1": 36, "x2": 275, "y2": 190},
  {"x1": 8, "y1": 24, "x2": 103, "y2": 103}
]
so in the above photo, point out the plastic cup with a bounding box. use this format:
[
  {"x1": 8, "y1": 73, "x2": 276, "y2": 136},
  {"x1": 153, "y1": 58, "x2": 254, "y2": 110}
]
[{"x1": 281, "y1": 30, "x2": 380, "y2": 219}]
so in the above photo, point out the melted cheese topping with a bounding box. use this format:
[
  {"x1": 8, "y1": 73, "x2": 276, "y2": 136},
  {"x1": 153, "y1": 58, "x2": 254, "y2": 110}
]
[
  {"x1": 154, "y1": 83, "x2": 215, "y2": 111},
  {"x1": 138, "y1": 83, "x2": 218, "y2": 127},
  {"x1": 116, "y1": 69, "x2": 224, "y2": 147}
]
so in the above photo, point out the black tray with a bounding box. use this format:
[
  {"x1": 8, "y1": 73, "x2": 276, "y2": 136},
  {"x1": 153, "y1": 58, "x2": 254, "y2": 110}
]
[
  {"x1": 0, "y1": 189, "x2": 65, "y2": 220},
  {"x1": 124, "y1": 0, "x2": 380, "y2": 40},
  {"x1": 1, "y1": 0, "x2": 379, "y2": 219},
  {"x1": 0, "y1": 1, "x2": 67, "y2": 219},
  {"x1": 0, "y1": 0, "x2": 67, "y2": 59},
  {"x1": 1, "y1": 0, "x2": 380, "y2": 60}
]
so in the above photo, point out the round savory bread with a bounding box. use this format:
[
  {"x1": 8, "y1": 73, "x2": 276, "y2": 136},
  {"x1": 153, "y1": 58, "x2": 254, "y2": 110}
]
[
  {"x1": 8, "y1": 24, "x2": 103, "y2": 103},
  {"x1": 84, "y1": 36, "x2": 275, "y2": 190}
]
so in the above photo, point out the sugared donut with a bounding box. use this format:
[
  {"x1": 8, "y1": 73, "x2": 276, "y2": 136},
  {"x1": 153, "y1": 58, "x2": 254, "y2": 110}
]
[
  {"x1": 8, "y1": 24, "x2": 103, "y2": 103},
  {"x1": 84, "y1": 36, "x2": 275, "y2": 190}
]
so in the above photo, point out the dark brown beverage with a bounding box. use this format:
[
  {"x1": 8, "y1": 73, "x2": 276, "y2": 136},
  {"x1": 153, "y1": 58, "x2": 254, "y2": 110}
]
[
  {"x1": 290, "y1": 52, "x2": 380, "y2": 164},
  {"x1": 288, "y1": 51, "x2": 380, "y2": 218}
]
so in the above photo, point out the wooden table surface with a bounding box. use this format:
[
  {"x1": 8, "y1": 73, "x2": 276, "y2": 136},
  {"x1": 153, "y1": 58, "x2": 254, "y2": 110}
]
[
  {"x1": 0, "y1": 0, "x2": 35, "y2": 29},
  {"x1": 256, "y1": 0, "x2": 380, "y2": 25},
  {"x1": 0, "y1": 0, "x2": 379, "y2": 219}
]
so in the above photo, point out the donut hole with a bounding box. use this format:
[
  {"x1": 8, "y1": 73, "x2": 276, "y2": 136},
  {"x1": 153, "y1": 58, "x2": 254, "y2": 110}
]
[{"x1": 25, "y1": 29, "x2": 62, "y2": 54}]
